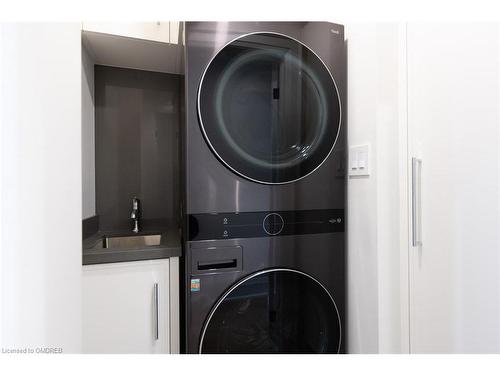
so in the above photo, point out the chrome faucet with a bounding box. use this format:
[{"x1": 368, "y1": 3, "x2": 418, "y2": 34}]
[{"x1": 130, "y1": 197, "x2": 141, "y2": 233}]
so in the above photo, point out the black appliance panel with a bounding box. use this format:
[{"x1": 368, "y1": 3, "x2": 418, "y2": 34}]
[{"x1": 189, "y1": 209, "x2": 344, "y2": 241}]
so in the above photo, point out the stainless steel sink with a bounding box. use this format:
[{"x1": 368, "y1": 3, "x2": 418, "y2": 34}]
[{"x1": 102, "y1": 234, "x2": 161, "y2": 249}]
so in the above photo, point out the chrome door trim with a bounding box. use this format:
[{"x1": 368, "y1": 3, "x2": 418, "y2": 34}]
[
  {"x1": 196, "y1": 29, "x2": 343, "y2": 185},
  {"x1": 198, "y1": 267, "x2": 342, "y2": 353}
]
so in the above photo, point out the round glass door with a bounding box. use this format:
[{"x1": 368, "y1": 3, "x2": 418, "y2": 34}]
[
  {"x1": 199, "y1": 269, "x2": 341, "y2": 354},
  {"x1": 198, "y1": 32, "x2": 341, "y2": 184}
]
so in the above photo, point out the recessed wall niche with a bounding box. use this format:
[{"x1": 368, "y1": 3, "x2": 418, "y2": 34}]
[{"x1": 94, "y1": 65, "x2": 182, "y2": 231}]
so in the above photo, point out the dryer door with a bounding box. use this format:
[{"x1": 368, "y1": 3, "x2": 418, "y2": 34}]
[
  {"x1": 199, "y1": 269, "x2": 341, "y2": 353},
  {"x1": 198, "y1": 32, "x2": 341, "y2": 184}
]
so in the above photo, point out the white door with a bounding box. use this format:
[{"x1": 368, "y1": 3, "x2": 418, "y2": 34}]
[
  {"x1": 407, "y1": 23, "x2": 500, "y2": 353},
  {"x1": 83, "y1": 259, "x2": 170, "y2": 353}
]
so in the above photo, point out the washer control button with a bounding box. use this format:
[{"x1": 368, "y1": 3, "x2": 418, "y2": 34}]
[{"x1": 263, "y1": 213, "x2": 284, "y2": 235}]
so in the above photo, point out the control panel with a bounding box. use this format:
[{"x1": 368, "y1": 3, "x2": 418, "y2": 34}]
[{"x1": 188, "y1": 209, "x2": 344, "y2": 241}]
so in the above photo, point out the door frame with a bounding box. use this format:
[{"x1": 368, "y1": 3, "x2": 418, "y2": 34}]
[
  {"x1": 398, "y1": 22, "x2": 411, "y2": 354},
  {"x1": 374, "y1": 22, "x2": 411, "y2": 354}
]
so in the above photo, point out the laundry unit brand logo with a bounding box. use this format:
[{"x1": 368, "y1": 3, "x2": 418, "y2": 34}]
[{"x1": 191, "y1": 278, "x2": 201, "y2": 292}]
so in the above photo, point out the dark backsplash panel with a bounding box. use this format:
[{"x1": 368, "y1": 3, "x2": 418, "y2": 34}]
[
  {"x1": 95, "y1": 65, "x2": 182, "y2": 231},
  {"x1": 82, "y1": 215, "x2": 99, "y2": 239}
]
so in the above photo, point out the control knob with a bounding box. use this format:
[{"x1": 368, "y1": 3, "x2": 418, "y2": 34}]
[{"x1": 263, "y1": 213, "x2": 284, "y2": 236}]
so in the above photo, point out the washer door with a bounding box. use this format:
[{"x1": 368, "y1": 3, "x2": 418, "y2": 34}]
[
  {"x1": 199, "y1": 269, "x2": 341, "y2": 353},
  {"x1": 198, "y1": 32, "x2": 341, "y2": 184}
]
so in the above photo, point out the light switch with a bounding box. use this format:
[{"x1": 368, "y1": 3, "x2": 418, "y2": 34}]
[
  {"x1": 351, "y1": 157, "x2": 358, "y2": 170},
  {"x1": 358, "y1": 158, "x2": 366, "y2": 169},
  {"x1": 349, "y1": 144, "x2": 370, "y2": 176}
]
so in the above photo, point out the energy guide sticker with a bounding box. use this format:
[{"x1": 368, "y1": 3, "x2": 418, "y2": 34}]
[{"x1": 191, "y1": 279, "x2": 200, "y2": 292}]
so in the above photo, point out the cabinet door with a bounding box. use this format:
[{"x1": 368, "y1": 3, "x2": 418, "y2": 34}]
[
  {"x1": 407, "y1": 23, "x2": 500, "y2": 353},
  {"x1": 83, "y1": 259, "x2": 170, "y2": 353}
]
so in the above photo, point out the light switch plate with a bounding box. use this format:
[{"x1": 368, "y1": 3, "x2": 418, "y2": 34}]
[{"x1": 349, "y1": 144, "x2": 370, "y2": 177}]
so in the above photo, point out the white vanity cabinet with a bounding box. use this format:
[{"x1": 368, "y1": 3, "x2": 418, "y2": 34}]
[{"x1": 82, "y1": 258, "x2": 179, "y2": 354}]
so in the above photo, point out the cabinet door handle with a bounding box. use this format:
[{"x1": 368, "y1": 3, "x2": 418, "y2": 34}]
[
  {"x1": 154, "y1": 283, "x2": 159, "y2": 341},
  {"x1": 412, "y1": 157, "x2": 423, "y2": 247}
]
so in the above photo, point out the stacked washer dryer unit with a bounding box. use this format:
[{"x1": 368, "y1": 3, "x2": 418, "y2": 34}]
[{"x1": 183, "y1": 22, "x2": 346, "y2": 354}]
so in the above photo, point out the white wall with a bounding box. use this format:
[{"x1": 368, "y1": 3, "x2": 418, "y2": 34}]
[
  {"x1": 0, "y1": 23, "x2": 82, "y2": 352},
  {"x1": 82, "y1": 42, "x2": 96, "y2": 219},
  {"x1": 0, "y1": 23, "x2": 4, "y2": 345},
  {"x1": 346, "y1": 23, "x2": 409, "y2": 353}
]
